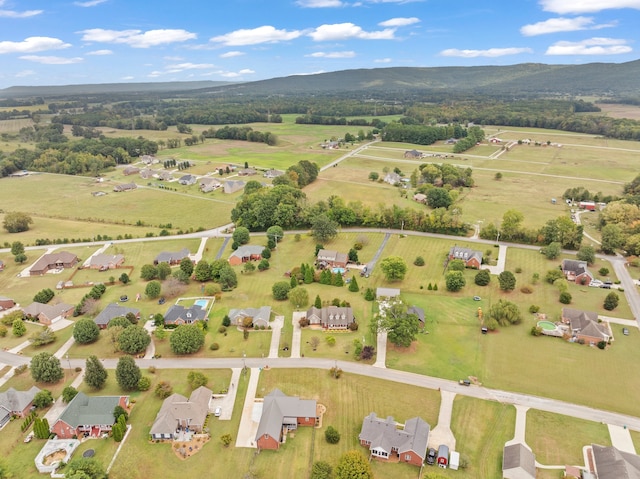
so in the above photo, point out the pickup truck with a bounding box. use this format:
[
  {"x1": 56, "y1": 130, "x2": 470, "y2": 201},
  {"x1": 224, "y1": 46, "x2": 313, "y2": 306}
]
[{"x1": 459, "y1": 379, "x2": 471, "y2": 386}]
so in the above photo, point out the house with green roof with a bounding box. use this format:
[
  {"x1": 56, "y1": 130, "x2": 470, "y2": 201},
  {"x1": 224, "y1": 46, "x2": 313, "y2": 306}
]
[{"x1": 51, "y1": 392, "x2": 129, "y2": 439}]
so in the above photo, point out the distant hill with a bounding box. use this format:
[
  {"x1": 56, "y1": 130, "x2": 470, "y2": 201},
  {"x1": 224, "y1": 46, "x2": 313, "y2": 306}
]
[
  {"x1": 2, "y1": 60, "x2": 640, "y2": 98},
  {"x1": 0, "y1": 81, "x2": 235, "y2": 98}
]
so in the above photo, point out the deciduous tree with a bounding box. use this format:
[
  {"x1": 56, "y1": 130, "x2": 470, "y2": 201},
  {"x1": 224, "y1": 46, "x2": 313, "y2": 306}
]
[
  {"x1": 30, "y1": 352, "x2": 63, "y2": 383},
  {"x1": 289, "y1": 287, "x2": 309, "y2": 308},
  {"x1": 445, "y1": 271, "x2": 466, "y2": 292},
  {"x1": 118, "y1": 325, "x2": 151, "y2": 355},
  {"x1": 170, "y1": 324, "x2": 205, "y2": 354},
  {"x1": 498, "y1": 271, "x2": 517, "y2": 291},
  {"x1": 311, "y1": 214, "x2": 338, "y2": 243},
  {"x1": 73, "y1": 318, "x2": 100, "y2": 344},
  {"x1": 3, "y1": 211, "x2": 33, "y2": 233},
  {"x1": 115, "y1": 356, "x2": 141, "y2": 391},
  {"x1": 380, "y1": 256, "x2": 407, "y2": 282},
  {"x1": 145, "y1": 280, "x2": 161, "y2": 299},
  {"x1": 380, "y1": 302, "x2": 420, "y2": 348},
  {"x1": 272, "y1": 281, "x2": 291, "y2": 300},
  {"x1": 85, "y1": 355, "x2": 107, "y2": 389},
  {"x1": 335, "y1": 450, "x2": 373, "y2": 479}
]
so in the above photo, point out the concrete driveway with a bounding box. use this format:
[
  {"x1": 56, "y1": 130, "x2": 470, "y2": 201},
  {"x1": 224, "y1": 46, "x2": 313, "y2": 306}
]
[
  {"x1": 235, "y1": 368, "x2": 261, "y2": 448},
  {"x1": 428, "y1": 391, "x2": 456, "y2": 450}
]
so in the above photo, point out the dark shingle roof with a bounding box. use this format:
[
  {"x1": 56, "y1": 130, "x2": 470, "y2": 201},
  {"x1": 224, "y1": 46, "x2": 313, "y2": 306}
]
[
  {"x1": 358, "y1": 412, "x2": 430, "y2": 461},
  {"x1": 94, "y1": 303, "x2": 140, "y2": 327},
  {"x1": 164, "y1": 304, "x2": 207, "y2": 325},
  {"x1": 57, "y1": 392, "x2": 125, "y2": 429},
  {"x1": 502, "y1": 443, "x2": 536, "y2": 478},
  {"x1": 255, "y1": 389, "x2": 317, "y2": 442},
  {"x1": 592, "y1": 444, "x2": 640, "y2": 479}
]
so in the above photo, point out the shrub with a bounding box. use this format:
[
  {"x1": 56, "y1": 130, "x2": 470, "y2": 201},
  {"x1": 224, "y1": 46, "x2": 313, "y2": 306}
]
[
  {"x1": 325, "y1": 426, "x2": 341, "y2": 444},
  {"x1": 138, "y1": 376, "x2": 151, "y2": 391},
  {"x1": 413, "y1": 256, "x2": 425, "y2": 266},
  {"x1": 599, "y1": 267, "x2": 609, "y2": 276},
  {"x1": 326, "y1": 336, "x2": 336, "y2": 346},
  {"x1": 520, "y1": 285, "x2": 533, "y2": 294},
  {"x1": 530, "y1": 326, "x2": 543, "y2": 336},
  {"x1": 515, "y1": 267, "x2": 522, "y2": 273},
  {"x1": 218, "y1": 326, "x2": 227, "y2": 333},
  {"x1": 474, "y1": 270, "x2": 491, "y2": 286},
  {"x1": 155, "y1": 381, "x2": 173, "y2": 399},
  {"x1": 597, "y1": 340, "x2": 607, "y2": 350},
  {"x1": 210, "y1": 342, "x2": 220, "y2": 351},
  {"x1": 529, "y1": 305, "x2": 540, "y2": 314},
  {"x1": 559, "y1": 291, "x2": 572, "y2": 304}
]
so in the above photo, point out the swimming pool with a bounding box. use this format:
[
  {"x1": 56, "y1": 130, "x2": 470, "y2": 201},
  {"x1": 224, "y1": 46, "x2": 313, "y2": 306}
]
[
  {"x1": 194, "y1": 299, "x2": 209, "y2": 309},
  {"x1": 332, "y1": 267, "x2": 346, "y2": 274},
  {"x1": 537, "y1": 321, "x2": 557, "y2": 331}
]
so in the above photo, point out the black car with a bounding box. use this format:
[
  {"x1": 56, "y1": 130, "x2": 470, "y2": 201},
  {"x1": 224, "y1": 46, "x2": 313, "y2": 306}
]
[
  {"x1": 119, "y1": 295, "x2": 129, "y2": 302},
  {"x1": 426, "y1": 448, "x2": 437, "y2": 465},
  {"x1": 158, "y1": 297, "x2": 166, "y2": 305}
]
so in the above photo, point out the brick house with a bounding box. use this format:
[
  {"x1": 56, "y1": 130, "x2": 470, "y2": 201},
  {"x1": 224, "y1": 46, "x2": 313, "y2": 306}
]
[
  {"x1": 305, "y1": 306, "x2": 355, "y2": 330},
  {"x1": 591, "y1": 444, "x2": 640, "y2": 479},
  {"x1": 149, "y1": 386, "x2": 212, "y2": 440},
  {"x1": 255, "y1": 389, "x2": 318, "y2": 450},
  {"x1": 448, "y1": 246, "x2": 483, "y2": 269},
  {"x1": 561, "y1": 259, "x2": 594, "y2": 285},
  {"x1": 228, "y1": 245, "x2": 263, "y2": 266},
  {"x1": 113, "y1": 182, "x2": 137, "y2": 192},
  {"x1": 0, "y1": 296, "x2": 16, "y2": 311},
  {"x1": 0, "y1": 386, "x2": 40, "y2": 428},
  {"x1": 316, "y1": 249, "x2": 348, "y2": 269},
  {"x1": 88, "y1": 254, "x2": 125, "y2": 271},
  {"x1": 51, "y1": 393, "x2": 129, "y2": 439},
  {"x1": 561, "y1": 307, "x2": 610, "y2": 344},
  {"x1": 29, "y1": 251, "x2": 78, "y2": 276},
  {"x1": 228, "y1": 306, "x2": 271, "y2": 329},
  {"x1": 154, "y1": 248, "x2": 190, "y2": 265},
  {"x1": 163, "y1": 304, "x2": 207, "y2": 326},
  {"x1": 22, "y1": 302, "x2": 74, "y2": 325},
  {"x1": 93, "y1": 303, "x2": 140, "y2": 329},
  {"x1": 358, "y1": 412, "x2": 430, "y2": 467}
]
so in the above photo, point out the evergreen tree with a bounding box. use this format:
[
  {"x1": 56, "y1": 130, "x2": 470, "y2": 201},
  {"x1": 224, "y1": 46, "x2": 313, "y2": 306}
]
[
  {"x1": 314, "y1": 295, "x2": 322, "y2": 308},
  {"x1": 348, "y1": 276, "x2": 359, "y2": 292}
]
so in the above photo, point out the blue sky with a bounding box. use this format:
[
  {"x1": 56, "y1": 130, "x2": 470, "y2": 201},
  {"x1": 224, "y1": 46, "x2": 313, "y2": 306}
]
[{"x1": 1, "y1": 0, "x2": 639, "y2": 88}]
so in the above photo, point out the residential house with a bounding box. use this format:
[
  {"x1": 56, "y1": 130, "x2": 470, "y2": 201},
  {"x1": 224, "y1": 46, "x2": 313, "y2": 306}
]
[
  {"x1": 139, "y1": 168, "x2": 154, "y2": 180},
  {"x1": 122, "y1": 166, "x2": 140, "y2": 176},
  {"x1": 29, "y1": 251, "x2": 78, "y2": 276},
  {"x1": 154, "y1": 248, "x2": 190, "y2": 265},
  {"x1": 149, "y1": 386, "x2": 212, "y2": 440},
  {"x1": 228, "y1": 306, "x2": 271, "y2": 328},
  {"x1": 255, "y1": 389, "x2": 318, "y2": 450},
  {"x1": 263, "y1": 169, "x2": 284, "y2": 179},
  {"x1": 413, "y1": 193, "x2": 427, "y2": 204},
  {"x1": 358, "y1": 412, "x2": 430, "y2": 467},
  {"x1": 164, "y1": 304, "x2": 207, "y2": 326},
  {"x1": 22, "y1": 302, "x2": 74, "y2": 325},
  {"x1": 384, "y1": 172, "x2": 401, "y2": 186},
  {"x1": 561, "y1": 259, "x2": 594, "y2": 285},
  {"x1": 579, "y1": 201, "x2": 597, "y2": 211},
  {"x1": 178, "y1": 174, "x2": 197, "y2": 186},
  {"x1": 407, "y1": 306, "x2": 425, "y2": 326},
  {"x1": 51, "y1": 392, "x2": 129, "y2": 439},
  {"x1": 0, "y1": 296, "x2": 15, "y2": 311},
  {"x1": 305, "y1": 306, "x2": 355, "y2": 330},
  {"x1": 448, "y1": 246, "x2": 483, "y2": 269},
  {"x1": 157, "y1": 171, "x2": 173, "y2": 181},
  {"x1": 591, "y1": 444, "x2": 640, "y2": 479},
  {"x1": 88, "y1": 253, "x2": 125, "y2": 271},
  {"x1": 403, "y1": 149, "x2": 422, "y2": 159},
  {"x1": 140, "y1": 155, "x2": 155, "y2": 164},
  {"x1": 199, "y1": 177, "x2": 221, "y2": 192},
  {"x1": 224, "y1": 180, "x2": 245, "y2": 194},
  {"x1": 502, "y1": 443, "x2": 536, "y2": 479},
  {"x1": 113, "y1": 183, "x2": 137, "y2": 192},
  {"x1": 238, "y1": 168, "x2": 257, "y2": 176},
  {"x1": 93, "y1": 303, "x2": 140, "y2": 329},
  {"x1": 316, "y1": 249, "x2": 348, "y2": 269},
  {"x1": 489, "y1": 137, "x2": 503, "y2": 143},
  {"x1": 228, "y1": 245, "x2": 263, "y2": 266},
  {"x1": 0, "y1": 387, "x2": 40, "y2": 428},
  {"x1": 561, "y1": 308, "x2": 610, "y2": 344},
  {"x1": 376, "y1": 288, "x2": 400, "y2": 300}
]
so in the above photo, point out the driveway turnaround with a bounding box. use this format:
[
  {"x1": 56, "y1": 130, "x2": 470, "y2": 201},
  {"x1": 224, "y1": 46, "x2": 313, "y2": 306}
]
[
  {"x1": 210, "y1": 368, "x2": 241, "y2": 421},
  {"x1": 235, "y1": 368, "x2": 261, "y2": 448},
  {"x1": 608, "y1": 424, "x2": 636, "y2": 454},
  {"x1": 506, "y1": 405, "x2": 530, "y2": 446},
  {"x1": 428, "y1": 390, "x2": 456, "y2": 450}
]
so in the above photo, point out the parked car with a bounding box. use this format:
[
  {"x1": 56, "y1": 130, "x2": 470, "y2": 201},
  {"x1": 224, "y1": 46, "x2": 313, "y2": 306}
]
[
  {"x1": 600, "y1": 284, "x2": 611, "y2": 289},
  {"x1": 426, "y1": 447, "x2": 437, "y2": 465},
  {"x1": 119, "y1": 295, "x2": 129, "y2": 302},
  {"x1": 214, "y1": 407, "x2": 222, "y2": 417},
  {"x1": 623, "y1": 328, "x2": 630, "y2": 336},
  {"x1": 589, "y1": 280, "x2": 603, "y2": 287},
  {"x1": 459, "y1": 379, "x2": 471, "y2": 386},
  {"x1": 158, "y1": 297, "x2": 166, "y2": 305}
]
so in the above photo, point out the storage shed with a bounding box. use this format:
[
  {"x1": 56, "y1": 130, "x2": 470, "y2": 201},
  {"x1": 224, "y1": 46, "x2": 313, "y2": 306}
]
[
  {"x1": 437, "y1": 444, "x2": 449, "y2": 468},
  {"x1": 449, "y1": 450, "x2": 460, "y2": 470}
]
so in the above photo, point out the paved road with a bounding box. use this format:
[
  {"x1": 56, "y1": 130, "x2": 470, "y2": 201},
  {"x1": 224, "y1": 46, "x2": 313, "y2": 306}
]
[{"x1": 320, "y1": 139, "x2": 380, "y2": 172}]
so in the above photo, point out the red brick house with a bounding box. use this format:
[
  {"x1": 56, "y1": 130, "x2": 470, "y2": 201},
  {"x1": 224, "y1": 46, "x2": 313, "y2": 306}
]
[
  {"x1": 358, "y1": 412, "x2": 430, "y2": 466},
  {"x1": 0, "y1": 296, "x2": 16, "y2": 311},
  {"x1": 305, "y1": 306, "x2": 355, "y2": 330},
  {"x1": 255, "y1": 389, "x2": 318, "y2": 450},
  {"x1": 561, "y1": 259, "x2": 594, "y2": 285},
  {"x1": 29, "y1": 251, "x2": 78, "y2": 276},
  {"x1": 561, "y1": 308, "x2": 610, "y2": 345},
  {"x1": 0, "y1": 386, "x2": 40, "y2": 428},
  {"x1": 448, "y1": 246, "x2": 483, "y2": 269},
  {"x1": 51, "y1": 392, "x2": 129, "y2": 439},
  {"x1": 22, "y1": 302, "x2": 74, "y2": 325},
  {"x1": 316, "y1": 249, "x2": 348, "y2": 269},
  {"x1": 88, "y1": 254, "x2": 125, "y2": 270},
  {"x1": 228, "y1": 245, "x2": 263, "y2": 266}
]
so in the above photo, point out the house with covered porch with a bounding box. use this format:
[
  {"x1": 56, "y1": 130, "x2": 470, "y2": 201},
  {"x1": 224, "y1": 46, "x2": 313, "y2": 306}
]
[{"x1": 51, "y1": 392, "x2": 129, "y2": 439}]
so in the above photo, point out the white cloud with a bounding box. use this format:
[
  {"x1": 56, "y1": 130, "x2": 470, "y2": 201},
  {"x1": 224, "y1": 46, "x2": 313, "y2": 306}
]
[
  {"x1": 296, "y1": 0, "x2": 344, "y2": 6},
  {"x1": 164, "y1": 56, "x2": 184, "y2": 61},
  {"x1": 308, "y1": 23, "x2": 396, "y2": 41},
  {"x1": 15, "y1": 69, "x2": 35, "y2": 77},
  {"x1": 219, "y1": 68, "x2": 255, "y2": 78},
  {"x1": 374, "y1": 58, "x2": 392, "y2": 63},
  {"x1": 19, "y1": 55, "x2": 83, "y2": 64},
  {"x1": 74, "y1": 0, "x2": 107, "y2": 6},
  {"x1": 165, "y1": 62, "x2": 215, "y2": 73},
  {"x1": 210, "y1": 26, "x2": 302, "y2": 46},
  {"x1": 378, "y1": 17, "x2": 420, "y2": 27},
  {"x1": 86, "y1": 49, "x2": 112, "y2": 55},
  {"x1": 79, "y1": 28, "x2": 196, "y2": 48},
  {"x1": 440, "y1": 47, "x2": 533, "y2": 58},
  {"x1": 0, "y1": 0, "x2": 42, "y2": 18},
  {"x1": 520, "y1": 16, "x2": 614, "y2": 36},
  {"x1": 0, "y1": 37, "x2": 71, "y2": 54},
  {"x1": 121, "y1": 75, "x2": 134, "y2": 80},
  {"x1": 540, "y1": 0, "x2": 640, "y2": 14},
  {"x1": 545, "y1": 37, "x2": 632, "y2": 55},
  {"x1": 307, "y1": 51, "x2": 356, "y2": 58},
  {"x1": 220, "y1": 51, "x2": 245, "y2": 58}
]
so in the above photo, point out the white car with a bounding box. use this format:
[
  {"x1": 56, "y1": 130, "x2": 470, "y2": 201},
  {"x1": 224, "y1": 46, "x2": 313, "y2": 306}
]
[
  {"x1": 589, "y1": 280, "x2": 603, "y2": 287},
  {"x1": 214, "y1": 407, "x2": 222, "y2": 417}
]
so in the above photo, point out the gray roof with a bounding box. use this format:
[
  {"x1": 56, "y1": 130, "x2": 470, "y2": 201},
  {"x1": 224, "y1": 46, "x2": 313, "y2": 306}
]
[
  {"x1": 502, "y1": 443, "x2": 536, "y2": 478},
  {"x1": 384, "y1": 172, "x2": 401, "y2": 185},
  {"x1": 94, "y1": 303, "x2": 140, "y2": 327},
  {"x1": 562, "y1": 308, "x2": 608, "y2": 340},
  {"x1": 113, "y1": 182, "x2": 137, "y2": 192},
  {"x1": 592, "y1": 444, "x2": 640, "y2": 479},
  {"x1": 229, "y1": 306, "x2": 271, "y2": 327},
  {"x1": 57, "y1": 392, "x2": 125, "y2": 429},
  {"x1": 89, "y1": 253, "x2": 124, "y2": 268},
  {"x1": 376, "y1": 287, "x2": 400, "y2": 299},
  {"x1": 449, "y1": 246, "x2": 483, "y2": 264},
  {"x1": 164, "y1": 304, "x2": 207, "y2": 325},
  {"x1": 224, "y1": 180, "x2": 245, "y2": 193},
  {"x1": 562, "y1": 259, "x2": 593, "y2": 278},
  {"x1": 155, "y1": 248, "x2": 190, "y2": 264},
  {"x1": 150, "y1": 386, "x2": 212, "y2": 436},
  {"x1": 305, "y1": 306, "x2": 354, "y2": 328},
  {"x1": 255, "y1": 389, "x2": 317, "y2": 442},
  {"x1": 229, "y1": 245, "x2": 264, "y2": 260},
  {"x1": 358, "y1": 412, "x2": 430, "y2": 461},
  {"x1": 22, "y1": 302, "x2": 73, "y2": 321},
  {"x1": 30, "y1": 251, "x2": 77, "y2": 273},
  {"x1": 0, "y1": 386, "x2": 40, "y2": 413},
  {"x1": 407, "y1": 306, "x2": 425, "y2": 323},
  {"x1": 179, "y1": 174, "x2": 197, "y2": 184},
  {"x1": 316, "y1": 249, "x2": 348, "y2": 265}
]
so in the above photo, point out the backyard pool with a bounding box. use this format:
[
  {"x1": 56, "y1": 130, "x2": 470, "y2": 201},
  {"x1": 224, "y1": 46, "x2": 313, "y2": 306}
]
[
  {"x1": 537, "y1": 321, "x2": 557, "y2": 331},
  {"x1": 332, "y1": 267, "x2": 346, "y2": 274},
  {"x1": 194, "y1": 299, "x2": 209, "y2": 309}
]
